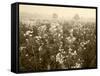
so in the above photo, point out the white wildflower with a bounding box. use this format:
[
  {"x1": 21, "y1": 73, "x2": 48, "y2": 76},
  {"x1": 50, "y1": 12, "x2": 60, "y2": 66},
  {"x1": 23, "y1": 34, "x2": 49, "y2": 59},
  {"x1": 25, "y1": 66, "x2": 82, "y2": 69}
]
[
  {"x1": 56, "y1": 53, "x2": 64, "y2": 64},
  {"x1": 25, "y1": 54, "x2": 28, "y2": 57}
]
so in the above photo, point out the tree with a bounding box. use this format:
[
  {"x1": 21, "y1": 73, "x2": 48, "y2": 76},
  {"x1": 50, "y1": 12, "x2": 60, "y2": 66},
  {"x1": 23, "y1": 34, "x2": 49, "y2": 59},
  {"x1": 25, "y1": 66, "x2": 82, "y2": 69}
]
[
  {"x1": 73, "y1": 14, "x2": 80, "y2": 21},
  {"x1": 52, "y1": 13, "x2": 58, "y2": 19}
]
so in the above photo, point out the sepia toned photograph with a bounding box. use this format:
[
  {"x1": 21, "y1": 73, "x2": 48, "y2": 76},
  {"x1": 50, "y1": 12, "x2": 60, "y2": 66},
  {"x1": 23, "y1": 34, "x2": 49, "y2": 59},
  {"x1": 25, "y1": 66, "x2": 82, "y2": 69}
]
[{"x1": 19, "y1": 4, "x2": 97, "y2": 72}]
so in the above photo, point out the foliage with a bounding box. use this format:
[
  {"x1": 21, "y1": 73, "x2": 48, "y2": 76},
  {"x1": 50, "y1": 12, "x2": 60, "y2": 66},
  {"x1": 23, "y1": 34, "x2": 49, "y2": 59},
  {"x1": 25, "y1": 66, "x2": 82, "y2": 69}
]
[{"x1": 19, "y1": 18, "x2": 96, "y2": 71}]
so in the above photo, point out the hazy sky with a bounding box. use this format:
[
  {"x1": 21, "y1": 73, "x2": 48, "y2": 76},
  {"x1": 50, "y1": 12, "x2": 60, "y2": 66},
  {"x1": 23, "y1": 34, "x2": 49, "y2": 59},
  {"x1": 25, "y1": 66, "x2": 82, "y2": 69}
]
[{"x1": 19, "y1": 4, "x2": 96, "y2": 19}]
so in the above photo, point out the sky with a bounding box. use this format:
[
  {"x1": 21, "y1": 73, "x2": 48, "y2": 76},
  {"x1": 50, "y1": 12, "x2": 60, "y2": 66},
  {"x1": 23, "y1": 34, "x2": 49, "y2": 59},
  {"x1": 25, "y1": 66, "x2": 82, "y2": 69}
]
[{"x1": 19, "y1": 4, "x2": 96, "y2": 20}]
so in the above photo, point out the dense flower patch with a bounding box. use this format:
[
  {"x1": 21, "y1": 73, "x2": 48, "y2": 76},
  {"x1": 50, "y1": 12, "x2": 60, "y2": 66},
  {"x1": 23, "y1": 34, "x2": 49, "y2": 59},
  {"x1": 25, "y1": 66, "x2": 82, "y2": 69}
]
[{"x1": 19, "y1": 19, "x2": 96, "y2": 71}]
